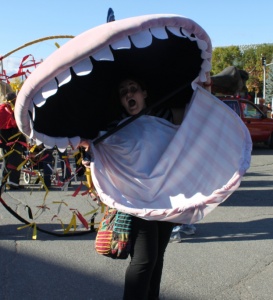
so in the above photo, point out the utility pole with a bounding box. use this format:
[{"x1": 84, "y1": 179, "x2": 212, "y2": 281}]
[
  {"x1": 262, "y1": 56, "x2": 266, "y2": 98},
  {"x1": 262, "y1": 56, "x2": 273, "y2": 100}
]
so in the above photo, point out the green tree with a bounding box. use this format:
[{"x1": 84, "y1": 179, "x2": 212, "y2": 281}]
[
  {"x1": 212, "y1": 43, "x2": 273, "y2": 97},
  {"x1": 211, "y1": 46, "x2": 242, "y2": 75}
]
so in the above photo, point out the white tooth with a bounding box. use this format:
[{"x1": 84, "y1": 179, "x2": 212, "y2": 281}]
[
  {"x1": 55, "y1": 137, "x2": 69, "y2": 152},
  {"x1": 43, "y1": 135, "x2": 56, "y2": 148},
  {"x1": 150, "y1": 27, "x2": 168, "y2": 39},
  {"x1": 130, "y1": 30, "x2": 153, "y2": 48},
  {"x1": 197, "y1": 39, "x2": 208, "y2": 51},
  {"x1": 199, "y1": 70, "x2": 207, "y2": 82},
  {"x1": 33, "y1": 89, "x2": 46, "y2": 107},
  {"x1": 181, "y1": 28, "x2": 191, "y2": 38},
  {"x1": 69, "y1": 136, "x2": 81, "y2": 149},
  {"x1": 73, "y1": 58, "x2": 93, "y2": 76},
  {"x1": 181, "y1": 28, "x2": 196, "y2": 41},
  {"x1": 201, "y1": 59, "x2": 211, "y2": 72},
  {"x1": 111, "y1": 36, "x2": 131, "y2": 49},
  {"x1": 92, "y1": 46, "x2": 114, "y2": 61},
  {"x1": 201, "y1": 51, "x2": 212, "y2": 59},
  {"x1": 33, "y1": 131, "x2": 44, "y2": 145},
  {"x1": 57, "y1": 69, "x2": 71, "y2": 87},
  {"x1": 167, "y1": 27, "x2": 184, "y2": 38},
  {"x1": 42, "y1": 79, "x2": 58, "y2": 98}
]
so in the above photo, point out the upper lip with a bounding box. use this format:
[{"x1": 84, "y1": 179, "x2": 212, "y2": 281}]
[{"x1": 14, "y1": 14, "x2": 211, "y2": 150}]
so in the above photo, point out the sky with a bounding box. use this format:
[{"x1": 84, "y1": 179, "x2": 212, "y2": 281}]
[{"x1": 1, "y1": 0, "x2": 273, "y2": 76}]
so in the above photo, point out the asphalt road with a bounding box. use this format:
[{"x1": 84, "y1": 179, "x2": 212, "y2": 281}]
[{"x1": 0, "y1": 144, "x2": 273, "y2": 300}]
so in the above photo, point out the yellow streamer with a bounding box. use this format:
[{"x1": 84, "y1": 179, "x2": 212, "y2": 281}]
[
  {"x1": 2, "y1": 149, "x2": 14, "y2": 158},
  {"x1": 76, "y1": 157, "x2": 82, "y2": 165},
  {"x1": 73, "y1": 150, "x2": 80, "y2": 157},
  {"x1": 17, "y1": 159, "x2": 28, "y2": 171},
  {"x1": 85, "y1": 168, "x2": 93, "y2": 190},
  {"x1": 8, "y1": 132, "x2": 21, "y2": 140},
  {"x1": 30, "y1": 145, "x2": 37, "y2": 153},
  {"x1": 7, "y1": 101, "x2": 15, "y2": 110},
  {"x1": 64, "y1": 213, "x2": 77, "y2": 233},
  {"x1": 17, "y1": 223, "x2": 37, "y2": 240},
  {"x1": 38, "y1": 175, "x2": 49, "y2": 201},
  {"x1": 52, "y1": 201, "x2": 68, "y2": 206},
  {"x1": 84, "y1": 207, "x2": 99, "y2": 217},
  {"x1": 101, "y1": 203, "x2": 106, "y2": 213}
]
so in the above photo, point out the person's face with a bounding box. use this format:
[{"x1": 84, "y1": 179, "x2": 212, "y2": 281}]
[
  {"x1": 118, "y1": 79, "x2": 147, "y2": 115},
  {"x1": 259, "y1": 99, "x2": 265, "y2": 105}
]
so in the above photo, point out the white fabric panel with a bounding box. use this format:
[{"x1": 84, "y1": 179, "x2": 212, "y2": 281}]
[{"x1": 90, "y1": 87, "x2": 252, "y2": 224}]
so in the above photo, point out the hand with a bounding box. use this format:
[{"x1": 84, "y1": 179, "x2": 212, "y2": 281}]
[
  {"x1": 82, "y1": 159, "x2": 91, "y2": 168},
  {"x1": 202, "y1": 72, "x2": 212, "y2": 92}
]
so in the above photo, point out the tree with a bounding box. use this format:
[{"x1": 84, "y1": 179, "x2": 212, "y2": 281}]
[
  {"x1": 211, "y1": 46, "x2": 242, "y2": 75},
  {"x1": 212, "y1": 44, "x2": 273, "y2": 97}
]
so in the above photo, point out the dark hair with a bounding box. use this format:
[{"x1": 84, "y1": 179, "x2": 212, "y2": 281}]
[
  {"x1": 118, "y1": 77, "x2": 147, "y2": 91},
  {"x1": 112, "y1": 76, "x2": 149, "y2": 104},
  {"x1": 6, "y1": 92, "x2": 17, "y2": 101}
]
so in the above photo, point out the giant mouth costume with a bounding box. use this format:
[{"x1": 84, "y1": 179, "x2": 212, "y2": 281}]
[{"x1": 14, "y1": 14, "x2": 252, "y2": 224}]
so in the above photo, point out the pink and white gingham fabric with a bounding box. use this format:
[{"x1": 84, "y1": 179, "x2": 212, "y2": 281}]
[{"x1": 91, "y1": 87, "x2": 252, "y2": 224}]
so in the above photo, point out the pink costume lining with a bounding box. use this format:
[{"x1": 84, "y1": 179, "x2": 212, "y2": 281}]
[{"x1": 91, "y1": 87, "x2": 252, "y2": 224}]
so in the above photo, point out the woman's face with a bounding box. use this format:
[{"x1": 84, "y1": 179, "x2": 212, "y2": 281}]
[{"x1": 118, "y1": 79, "x2": 147, "y2": 115}]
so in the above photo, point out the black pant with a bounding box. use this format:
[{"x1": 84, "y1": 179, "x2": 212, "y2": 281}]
[{"x1": 123, "y1": 217, "x2": 173, "y2": 300}]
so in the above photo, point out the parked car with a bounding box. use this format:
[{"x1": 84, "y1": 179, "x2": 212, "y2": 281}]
[{"x1": 218, "y1": 96, "x2": 273, "y2": 148}]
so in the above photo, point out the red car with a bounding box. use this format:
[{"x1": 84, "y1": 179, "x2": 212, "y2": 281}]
[{"x1": 219, "y1": 97, "x2": 273, "y2": 148}]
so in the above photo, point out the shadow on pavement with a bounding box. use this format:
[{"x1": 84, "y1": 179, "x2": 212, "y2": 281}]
[
  {"x1": 182, "y1": 217, "x2": 273, "y2": 244},
  {"x1": 0, "y1": 245, "x2": 123, "y2": 300}
]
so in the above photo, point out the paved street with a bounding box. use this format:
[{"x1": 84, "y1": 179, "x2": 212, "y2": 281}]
[{"x1": 0, "y1": 144, "x2": 273, "y2": 300}]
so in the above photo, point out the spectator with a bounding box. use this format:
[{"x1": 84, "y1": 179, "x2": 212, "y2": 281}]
[
  {"x1": 258, "y1": 98, "x2": 268, "y2": 115},
  {"x1": 0, "y1": 92, "x2": 26, "y2": 189},
  {"x1": 79, "y1": 77, "x2": 186, "y2": 300},
  {"x1": 57, "y1": 148, "x2": 72, "y2": 184},
  {"x1": 266, "y1": 103, "x2": 273, "y2": 118},
  {"x1": 169, "y1": 224, "x2": 196, "y2": 243}
]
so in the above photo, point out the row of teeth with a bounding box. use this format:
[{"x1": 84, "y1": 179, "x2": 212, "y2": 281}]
[{"x1": 29, "y1": 25, "x2": 212, "y2": 151}]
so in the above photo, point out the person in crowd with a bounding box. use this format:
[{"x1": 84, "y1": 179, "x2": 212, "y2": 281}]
[
  {"x1": 266, "y1": 103, "x2": 273, "y2": 118},
  {"x1": 79, "y1": 77, "x2": 189, "y2": 300},
  {"x1": 0, "y1": 92, "x2": 25, "y2": 189},
  {"x1": 25, "y1": 139, "x2": 54, "y2": 189},
  {"x1": 57, "y1": 148, "x2": 72, "y2": 184},
  {"x1": 169, "y1": 224, "x2": 196, "y2": 243},
  {"x1": 258, "y1": 98, "x2": 268, "y2": 115}
]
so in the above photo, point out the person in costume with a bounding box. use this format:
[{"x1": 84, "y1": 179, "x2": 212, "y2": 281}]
[
  {"x1": 80, "y1": 77, "x2": 187, "y2": 300},
  {"x1": 14, "y1": 13, "x2": 252, "y2": 299}
]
